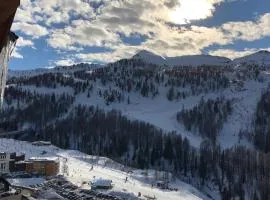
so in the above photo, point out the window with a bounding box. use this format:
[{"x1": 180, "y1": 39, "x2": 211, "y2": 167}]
[{"x1": 0, "y1": 163, "x2": 6, "y2": 170}]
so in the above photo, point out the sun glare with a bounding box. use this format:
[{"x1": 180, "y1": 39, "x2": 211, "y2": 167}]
[{"x1": 169, "y1": 0, "x2": 216, "y2": 24}]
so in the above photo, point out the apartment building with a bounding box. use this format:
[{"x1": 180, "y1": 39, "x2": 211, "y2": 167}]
[{"x1": 0, "y1": 152, "x2": 25, "y2": 174}]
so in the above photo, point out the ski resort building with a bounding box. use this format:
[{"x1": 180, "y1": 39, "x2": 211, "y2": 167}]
[{"x1": 28, "y1": 157, "x2": 59, "y2": 176}]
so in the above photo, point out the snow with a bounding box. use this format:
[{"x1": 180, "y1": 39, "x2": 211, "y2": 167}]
[
  {"x1": 19, "y1": 85, "x2": 73, "y2": 95},
  {"x1": 167, "y1": 55, "x2": 232, "y2": 67},
  {"x1": 8, "y1": 63, "x2": 102, "y2": 78},
  {"x1": 234, "y1": 50, "x2": 270, "y2": 66},
  {"x1": 75, "y1": 74, "x2": 270, "y2": 149},
  {"x1": 9, "y1": 65, "x2": 270, "y2": 150},
  {"x1": 0, "y1": 138, "x2": 210, "y2": 200},
  {"x1": 133, "y1": 50, "x2": 167, "y2": 65},
  {"x1": 132, "y1": 50, "x2": 232, "y2": 67},
  {"x1": 15, "y1": 69, "x2": 269, "y2": 149}
]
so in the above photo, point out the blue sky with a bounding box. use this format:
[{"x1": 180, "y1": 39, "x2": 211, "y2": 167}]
[{"x1": 10, "y1": 0, "x2": 270, "y2": 70}]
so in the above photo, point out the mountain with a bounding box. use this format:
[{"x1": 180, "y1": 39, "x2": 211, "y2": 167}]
[
  {"x1": 167, "y1": 54, "x2": 232, "y2": 66},
  {"x1": 4, "y1": 49, "x2": 270, "y2": 200},
  {"x1": 133, "y1": 50, "x2": 232, "y2": 66},
  {"x1": 8, "y1": 63, "x2": 102, "y2": 78},
  {"x1": 234, "y1": 50, "x2": 270, "y2": 66},
  {"x1": 132, "y1": 50, "x2": 167, "y2": 65}
]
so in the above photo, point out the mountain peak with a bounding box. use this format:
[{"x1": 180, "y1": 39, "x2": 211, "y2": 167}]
[
  {"x1": 132, "y1": 50, "x2": 232, "y2": 66},
  {"x1": 234, "y1": 50, "x2": 270, "y2": 65},
  {"x1": 133, "y1": 50, "x2": 167, "y2": 65},
  {"x1": 257, "y1": 50, "x2": 270, "y2": 54}
]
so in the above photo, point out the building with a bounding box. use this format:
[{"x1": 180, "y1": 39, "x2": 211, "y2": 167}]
[
  {"x1": 90, "y1": 178, "x2": 113, "y2": 189},
  {"x1": 28, "y1": 157, "x2": 59, "y2": 176},
  {"x1": 31, "y1": 141, "x2": 51, "y2": 146},
  {"x1": 0, "y1": 177, "x2": 22, "y2": 200},
  {"x1": 0, "y1": 152, "x2": 25, "y2": 174},
  {"x1": 12, "y1": 161, "x2": 33, "y2": 174},
  {"x1": 0, "y1": 177, "x2": 10, "y2": 194},
  {"x1": 0, "y1": 153, "x2": 10, "y2": 174},
  {"x1": 0, "y1": 154, "x2": 59, "y2": 177},
  {"x1": 9, "y1": 153, "x2": 26, "y2": 173}
]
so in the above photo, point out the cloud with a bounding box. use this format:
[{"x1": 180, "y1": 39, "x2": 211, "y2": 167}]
[
  {"x1": 76, "y1": 46, "x2": 141, "y2": 63},
  {"x1": 11, "y1": 0, "x2": 270, "y2": 64},
  {"x1": 55, "y1": 59, "x2": 75, "y2": 66},
  {"x1": 47, "y1": 19, "x2": 120, "y2": 51},
  {"x1": 12, "y1": 22, "x2": 49, "y2": 38},
  {"x1": 11, "y1": 48, "x2": 24, "y2": 59},
  {"x1": 222, "y1": 13, "x2": 270, "y2": 42},
  {"x1": 45, "y1": 0, "x2": 230, "y2": 57},
  {"x1": 168, "y1": 0, "x2": 224, "y2": 24},
  {"x1": 16, "y1": 38, "x2": 35, "y2": 48}
]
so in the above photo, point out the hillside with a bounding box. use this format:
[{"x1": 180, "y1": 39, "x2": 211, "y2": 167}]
[
  {"x1": 0, "y1": 138, "x2": 210, "y2": 200},
  {"x1": 1, "y1": 50, "x2": 270, "y2": 199}
]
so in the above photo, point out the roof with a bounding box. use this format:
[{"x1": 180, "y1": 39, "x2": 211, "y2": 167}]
[
  {"x1": 91, "y1": 179, "x2": 112, "y2": 187},
  {"x1": 15, "y1": 161, "x2": 33, "y2": 164},
  {"x1": 0, "y1": 152, "x2": 24, "y2": 156},
  {"x1": 32, "y1": 141, "x2": 51, "y2": 145},
  {"x1": 29, "y1": 157, "x2": 59, "y2": 162}
]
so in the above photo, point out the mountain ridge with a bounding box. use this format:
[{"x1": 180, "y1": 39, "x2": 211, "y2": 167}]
[
  {"x1": 132, "y1": 49, "x2": 270, "y2": 67},
  {"x1": 233, "y1": 50, "x2": 270, "y2": 65}
]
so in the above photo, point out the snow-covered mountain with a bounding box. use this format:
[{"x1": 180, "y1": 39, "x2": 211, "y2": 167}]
[
  {"x1": 132, "y1": 50, "x2": 167, "y2": 65},
  {"x1": 234, "y1": 50, "x2": 270, "y2": 66},
  {"x1": 4, "y1": 49, "x2": 270, "y2": 200},
  {"x1": 8, "y1": 63, "x2": 102, "y2": 78},
  {"x1": 167, "y1": 54, "x2": 232, "y2": 66},
  {"x1": 133, "y1": 50, "x2": 232, "y2": 66}
]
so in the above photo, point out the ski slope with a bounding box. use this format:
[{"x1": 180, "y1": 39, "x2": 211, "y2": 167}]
[
  {"x1": 0, "y1": 138, "x2": 210, "y2": 200},
  {"x1": 12, "y1": 70, "x2": 270, "y2": 149}
]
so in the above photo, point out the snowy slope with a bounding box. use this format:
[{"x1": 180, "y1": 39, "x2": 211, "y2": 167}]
[
  {"x1": 8, "y1": 63, "x2": 102, "y2": 78},
  {"x1": 0, "y1": 138, "x2": 210, "y2": 200},
  {"x1": 132, "y1": 50, "x2": 232, "y2": 66},
  {"x1": 73, "y1": 71, "x2": 269, "y2": 149},
  {"x1": 13, "y1": 69, "x2": 270, "y2": 149},
  {"x1": 133, "y1": 50, "x2": 167, "y2": 65},
  {"x1": 167, "y1": 55, "x2": 232, "y2": 66},
  {"x1": 234, "y1": 50, "x2": 270, "y2": 66}
]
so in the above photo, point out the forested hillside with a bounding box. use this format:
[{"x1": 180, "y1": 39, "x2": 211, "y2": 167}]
[{"x1": 1, "y1": 57, "x2": 270, "y2": 199}]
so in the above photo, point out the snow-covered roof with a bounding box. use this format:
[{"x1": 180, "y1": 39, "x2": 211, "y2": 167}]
[
  {"x1": 32, "y1": 141, "x2": 51, "y2": 145},
  {"x1": 91, "y1": 178, "x2": 112, "y2": 187},
  {"x1": 29, "y1": 157, "x2": 59, "y2": 162},
  {"x1": 7, "y1": 178, "x2": 45, "y2": 187}
]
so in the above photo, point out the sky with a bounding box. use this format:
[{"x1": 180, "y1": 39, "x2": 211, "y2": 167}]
[{"x1": 9, "y1": 0, "x2": 270, "y2": 70}]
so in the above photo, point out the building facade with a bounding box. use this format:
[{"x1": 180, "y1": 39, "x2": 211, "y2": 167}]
[
  {"x1": 0, "y1": 152, "x2": 25, "y2": 174},
  {"x1": 29, "y1": 158, "x2": 59, "y2": 176},
  {"x1": 0, "y1": 153, "x2": 11, "y2": 173}
]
